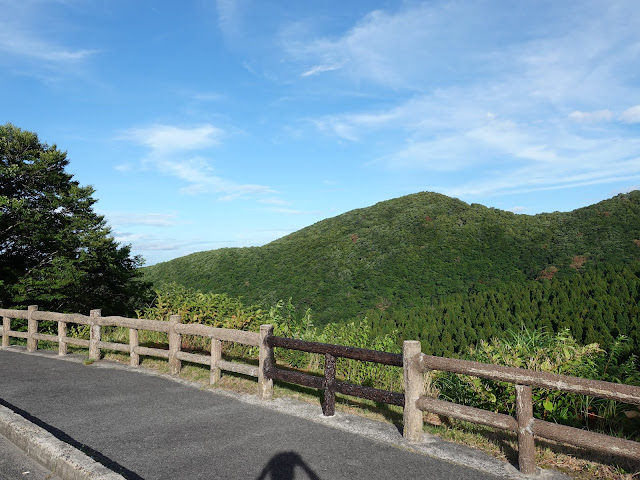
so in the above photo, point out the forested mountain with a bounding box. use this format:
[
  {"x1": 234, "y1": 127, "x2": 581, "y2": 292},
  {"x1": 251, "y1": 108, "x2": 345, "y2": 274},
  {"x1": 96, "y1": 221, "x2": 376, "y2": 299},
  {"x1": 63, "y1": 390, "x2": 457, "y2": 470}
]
[
  {"x1": 143, "y1": 191, "x2": 640, "y2": 354},
  {"x1": 143, "y1": 191, "x2": 640, "y2": 321}
]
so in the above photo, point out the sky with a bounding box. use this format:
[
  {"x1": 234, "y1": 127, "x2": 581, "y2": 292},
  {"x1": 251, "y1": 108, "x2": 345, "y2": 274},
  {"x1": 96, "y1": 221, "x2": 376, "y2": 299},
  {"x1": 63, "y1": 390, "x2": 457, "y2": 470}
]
[{"x1": 2, "y1": 0, "x2": 640, "y2": 266}]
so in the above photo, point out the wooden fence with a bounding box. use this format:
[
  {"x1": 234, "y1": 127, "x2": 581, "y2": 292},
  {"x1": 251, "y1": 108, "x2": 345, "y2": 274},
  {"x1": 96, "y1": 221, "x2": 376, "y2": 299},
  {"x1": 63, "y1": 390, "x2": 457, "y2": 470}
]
[
  {"x1": 402, "y1": 341, "x2": 640, "y2": 474},
  {"x1": 261, "y1": 327, "x2": 404, "y2": 415},
  {"x1": 2, "y1": 305, "x2": 640, "y2": 474},
  {"x1": 0, "y1": 306, "x2": 272, "y2": 399}
]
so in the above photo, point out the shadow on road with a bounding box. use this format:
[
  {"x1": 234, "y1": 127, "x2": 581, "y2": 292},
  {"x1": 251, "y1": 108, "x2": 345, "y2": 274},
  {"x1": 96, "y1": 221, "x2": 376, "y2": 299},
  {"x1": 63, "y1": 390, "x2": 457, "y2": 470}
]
[
  {"x1": 0, "y1": 397, "x2": 143, "y2": 480},
  {"x1": 256, "y1": 451, "x2": 321, "y2": 480}
]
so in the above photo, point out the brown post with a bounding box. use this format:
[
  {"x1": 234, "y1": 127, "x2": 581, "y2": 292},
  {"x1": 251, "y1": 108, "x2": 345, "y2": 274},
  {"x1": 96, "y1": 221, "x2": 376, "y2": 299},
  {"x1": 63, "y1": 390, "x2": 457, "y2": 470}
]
[
  {"x1": 322, "y1": 353, "x2": 337, "y2": 416},
  {"x1": 168, "y1": 314, "x2": 181, "y2": 375},
  {"x1": 58, "y1": 319, "x2": 67, "y2": 356},
  {"x1": 129, "y1": 328, "x2": 139, "y2": 366},
  {"x1": 258, "y1": 324, "x2": 274, "y2": 400},
  {"x1": 89, "y1": 309, "x2": 101, "y2": 361},
  {"x1": 515, "y1": 384, "x2": 537, "y2": 474},
  {"x1": 210, "y1": 337, "x2": 222, "y2": 385},
  {"x1": 2, "y1": 316, "x2": 10, "y2": 347},
  {"x1": 27, "y1": 305, "x2": 38, "y2": 352},
  {"x1": 403, "y1": 340, "x2": 424, "y2": 442}
]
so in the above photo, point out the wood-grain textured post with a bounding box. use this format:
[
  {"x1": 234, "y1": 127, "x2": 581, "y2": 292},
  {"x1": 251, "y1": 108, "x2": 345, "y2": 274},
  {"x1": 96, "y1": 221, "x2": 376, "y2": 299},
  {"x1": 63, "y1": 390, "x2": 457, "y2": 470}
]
[
  {"x1": 89, "y1": 309, "x2": 101, "y2": 361},
  {"x1": 168, "y1": 314, "x2": 181, "y2": 375},
  {"x1": 27, "y1": 305, "x2": 38, "y2": 352},
  {"x1": 210, "y1": 337, "x2": 222, "y2": 385},
  {"x1": 515, "y1": 384, "x2": 536, "y2": 474},
  {"x1": 129, "y1": 328, "x2": 139, "y2": 366},
  {"x1": 403, "y1": 340, "x2": 424, "y2": 441},
  {"x1": 2, "y1": 316, "x2": 9, "y2": 347},
  {"x1": 259, "y1": 324, "x2": 274, "y2": 400},
  {"x1": 322, "y1": 353, "x2": 337, "y2": 416},
  {"x1": 58, "y1": 319, "x2": 67, "y2": 356}
]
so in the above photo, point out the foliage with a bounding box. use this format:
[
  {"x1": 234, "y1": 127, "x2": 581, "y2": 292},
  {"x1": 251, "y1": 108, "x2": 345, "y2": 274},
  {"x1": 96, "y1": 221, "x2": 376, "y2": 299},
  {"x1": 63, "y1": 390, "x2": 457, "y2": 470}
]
[
  {"x1": 435, "y1": 327, "x2": 640, "y2": 440},
  {"x1": 0, "y1": 124, "x2": 150, "y2": 315}
]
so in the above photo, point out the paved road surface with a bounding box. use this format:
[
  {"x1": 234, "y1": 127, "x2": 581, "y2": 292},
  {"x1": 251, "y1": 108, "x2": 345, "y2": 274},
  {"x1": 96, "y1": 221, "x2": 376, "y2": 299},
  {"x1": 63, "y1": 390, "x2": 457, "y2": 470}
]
[{"x1": 0, "y1": 348, "x2": 560, "y2": 480}]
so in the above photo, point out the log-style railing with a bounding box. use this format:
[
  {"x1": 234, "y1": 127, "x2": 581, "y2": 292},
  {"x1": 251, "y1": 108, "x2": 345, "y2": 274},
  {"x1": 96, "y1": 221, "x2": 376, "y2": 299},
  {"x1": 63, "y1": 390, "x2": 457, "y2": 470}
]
[
  {"x1": 0, "y1": 306, "x2": 272, "y2": 399},
  {"x1": 261, "y1": 327, "x2": 404, "y2": 415},
  {"x1": 2, "y1": 306, "x2": 640, "y2": 474},
  {"x1": 402, "y1": 341, "x2": 640, "y2": 474}
]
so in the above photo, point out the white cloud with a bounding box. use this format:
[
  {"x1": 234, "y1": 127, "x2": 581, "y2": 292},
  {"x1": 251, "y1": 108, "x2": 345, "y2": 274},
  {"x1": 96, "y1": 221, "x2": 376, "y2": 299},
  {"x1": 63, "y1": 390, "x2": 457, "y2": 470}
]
[
  {"x1": 301, "y1": 62, "x2": 346, "y2": 77},
  {"x1": 123, "y1": 123, "x2": 274, "y2": 199},
  {"x1": 568, "y1": 110, "x2": 613, "y2": 122},
  {"x1": 621, "y1": 105, "x2": 640, "y2": 123},
  {"x1": 299, "y1": 2, "x2": 640, "y2": 202},
  {"x1": 105, "y1": 213, "x2": 178, "y2": 227},
  {"x1": 125, "y1": 124, "x2": 223, "y2": 153},
  {"x1": 0, "y1": 0, "x2": 98, "y2": 70}
]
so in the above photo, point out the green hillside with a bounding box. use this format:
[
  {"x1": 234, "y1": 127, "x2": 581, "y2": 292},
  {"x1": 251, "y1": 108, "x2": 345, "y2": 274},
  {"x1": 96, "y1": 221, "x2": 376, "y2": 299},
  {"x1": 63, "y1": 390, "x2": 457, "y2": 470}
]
[{"x1": 143, "y1": 191, "x2": 640, "y2": 331}]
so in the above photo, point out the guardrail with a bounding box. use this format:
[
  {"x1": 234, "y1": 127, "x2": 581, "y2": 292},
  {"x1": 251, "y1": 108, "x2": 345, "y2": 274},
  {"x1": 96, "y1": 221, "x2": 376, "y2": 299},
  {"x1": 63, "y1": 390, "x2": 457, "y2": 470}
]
[
  {"x1": 261, "y1": 326, "x2": 404, "y2": 415},
  {"x1": 0, "y1": 306, "x2": 272, "y2": 398},
  {"x1": 402, "y1": 341, "x2": 640, "y2": 474},
  {"x1": 2, "y1": 306, "x2": 640, "y2": 474}
]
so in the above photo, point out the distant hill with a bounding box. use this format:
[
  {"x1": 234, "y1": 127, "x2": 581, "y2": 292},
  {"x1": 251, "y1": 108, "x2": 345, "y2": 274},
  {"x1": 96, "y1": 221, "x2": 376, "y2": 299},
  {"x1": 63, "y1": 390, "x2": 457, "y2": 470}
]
[{"x1": 142, "y1": 191, "x2": 640, "y2": 328}]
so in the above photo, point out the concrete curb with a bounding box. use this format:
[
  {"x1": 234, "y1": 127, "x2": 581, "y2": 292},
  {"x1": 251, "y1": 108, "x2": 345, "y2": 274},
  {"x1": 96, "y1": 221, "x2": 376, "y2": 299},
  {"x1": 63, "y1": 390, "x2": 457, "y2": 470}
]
[{"x1": 0, "y1": 403, "x2": 124, "y2": 480}]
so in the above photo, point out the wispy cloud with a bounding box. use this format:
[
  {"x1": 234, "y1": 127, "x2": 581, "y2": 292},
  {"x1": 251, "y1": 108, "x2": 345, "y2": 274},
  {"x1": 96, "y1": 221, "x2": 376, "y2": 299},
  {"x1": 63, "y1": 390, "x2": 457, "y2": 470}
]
[
  {"x1": 300, "y1": 61, "x2": 346, "y2": 77},
  {"x1": 104, "y1": 212, "x2": 178, "y2": 228},
  {"x1": 568, "y1": 110, "x2": 613, "y2": 122},
  {"x1": 0, "y1": 0, "x2": 98, "y2": 72},
  {"x1": 621, "y1": 105, "x2": 640, "y2": 124},
  {"x1": 296, "y1": 2, "x2": 640, "y2": 200},
  {"x1": 123, "y1": 123, "x2": 274, "y2": 199},
  {"x1": 125, "y1": 124, "x2": 223, "y2": 153}
]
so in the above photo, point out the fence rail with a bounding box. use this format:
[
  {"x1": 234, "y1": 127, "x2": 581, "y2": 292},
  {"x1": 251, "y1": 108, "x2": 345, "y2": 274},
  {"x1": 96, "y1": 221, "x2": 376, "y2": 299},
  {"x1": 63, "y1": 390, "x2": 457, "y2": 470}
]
[
  {"x1": 263, "y1": 332, "x2": 404, "y2": 416},
  {"x1": 0, "y1": 306, "x2": 270, "y2": 397},
  {"x1": 402, "y1": 341, "x2": 640, "y2": 474},
  {"x1": 2, "y1": 306, "x2": 640, "y2": 474}
]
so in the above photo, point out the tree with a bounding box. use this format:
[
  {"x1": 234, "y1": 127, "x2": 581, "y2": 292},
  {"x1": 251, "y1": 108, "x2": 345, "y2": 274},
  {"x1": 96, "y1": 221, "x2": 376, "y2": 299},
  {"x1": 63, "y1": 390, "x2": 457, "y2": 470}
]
[{"x1": 0, "y1": 123, "x2": 150, "y2": 315}]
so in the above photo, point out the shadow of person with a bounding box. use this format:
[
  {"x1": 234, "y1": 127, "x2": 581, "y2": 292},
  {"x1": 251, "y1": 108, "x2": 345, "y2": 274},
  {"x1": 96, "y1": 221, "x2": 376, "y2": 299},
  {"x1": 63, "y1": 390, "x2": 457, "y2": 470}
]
[{"x1": 255, "y1": 451, "x2": 321, "y2": 480}]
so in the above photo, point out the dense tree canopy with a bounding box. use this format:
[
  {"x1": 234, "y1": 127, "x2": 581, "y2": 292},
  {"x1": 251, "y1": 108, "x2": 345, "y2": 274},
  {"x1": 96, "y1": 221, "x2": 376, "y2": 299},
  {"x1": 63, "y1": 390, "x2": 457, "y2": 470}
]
[{"x1": 0, "y1": 124, "x2": 149, "y2": 315}]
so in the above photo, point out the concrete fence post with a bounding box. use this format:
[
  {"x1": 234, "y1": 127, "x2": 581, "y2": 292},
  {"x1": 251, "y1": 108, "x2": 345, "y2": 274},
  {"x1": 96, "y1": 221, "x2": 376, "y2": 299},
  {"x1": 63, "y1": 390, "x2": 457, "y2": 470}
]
[
  {"x1": 58, "y1": 318, "x2": 67, "y2": 356},
  {"x1": 27, "y1": 305, "x2": 38, "y2": 352},
  {"x1": 403, "y1": 340, "x2": 424, "y2": 442},
  {"x1": 258, "y1": 324, "x2": 274, "y2": 400},
  {"x1": 89, "y1": 309, "x2": 102, "y2": 361},
  {"x1": 168, "y1": 314, "x2": 182, "y2": 375},
  {"x1": 2, "y1": 316, "x2": 10, "y2": 347},
  {"x1": 515, "y1": 384, "x2": 537, "y2": 474},
  {"x1": 210, "y1": 337, "x2": 222, "y2": 385},
  {"x1": 129, "y1": 328, "x2": 140, "y2": 367}
]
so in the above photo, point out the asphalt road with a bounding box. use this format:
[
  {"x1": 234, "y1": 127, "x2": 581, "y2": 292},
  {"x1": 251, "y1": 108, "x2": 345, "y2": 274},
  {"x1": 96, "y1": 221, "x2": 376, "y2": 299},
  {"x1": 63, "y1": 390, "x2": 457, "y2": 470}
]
[{"x1": 0, "y1": 348, "x2": 561, "y2": 480}]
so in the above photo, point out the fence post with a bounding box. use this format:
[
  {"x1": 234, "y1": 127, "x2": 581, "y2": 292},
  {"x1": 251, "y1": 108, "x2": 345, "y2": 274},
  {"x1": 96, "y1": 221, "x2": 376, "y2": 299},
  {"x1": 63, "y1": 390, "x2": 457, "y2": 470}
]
[
  {"x1": 27, "y1": 305, "x2": 38, "y2": 352},
  {"x1": 322, "y1": 353, "x2": 337, "y2": 416},
  {"x1": 89, "y1": 309, "x2": 101, "y2": 361},
  {"x1": 2, "y1": 316, "x2": 9, "y2": 347},
  {"x1": 168, "y1": 314, "x2": 181, "y2": 375},
  {"x1": 210, "y1": 337, "x2": 222, "y2": 385},
  {"x1": 403, "y1": 340, "x2": 424, "y2": 441},
  {"x1": 515, "y1": 384, "x2": 537, "y2": 474},
  {"x1": 258, "y1": 324, "x2": 274, "y2": 400},
  {"x1": 58, "y1": 318, "x2": 67, "y2": 356},
  {"x1": 129, "y1": 328, "x2": 139, "y2": 367}
]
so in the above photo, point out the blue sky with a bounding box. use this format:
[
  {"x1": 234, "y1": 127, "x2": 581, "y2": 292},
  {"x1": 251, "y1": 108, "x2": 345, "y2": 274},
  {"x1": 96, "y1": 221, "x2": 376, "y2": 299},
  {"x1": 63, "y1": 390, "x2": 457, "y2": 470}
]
[{"x1": 2, "y1": 0, "x2": 640, "y2": 265}]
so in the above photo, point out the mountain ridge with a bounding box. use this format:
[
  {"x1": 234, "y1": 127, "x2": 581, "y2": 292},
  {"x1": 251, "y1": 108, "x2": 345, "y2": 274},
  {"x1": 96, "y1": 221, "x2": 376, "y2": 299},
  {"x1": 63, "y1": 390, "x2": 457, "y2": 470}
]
[{"x1": 143, "y1": 191, "x2": 640, "y2": 326}]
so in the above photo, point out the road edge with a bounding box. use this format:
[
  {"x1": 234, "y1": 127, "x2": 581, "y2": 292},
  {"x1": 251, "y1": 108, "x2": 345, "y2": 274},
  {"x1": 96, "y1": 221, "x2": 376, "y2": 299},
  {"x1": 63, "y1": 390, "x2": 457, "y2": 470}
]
[{"x1": 0, "y1": 403, "x2": 124, "y2": 480}]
